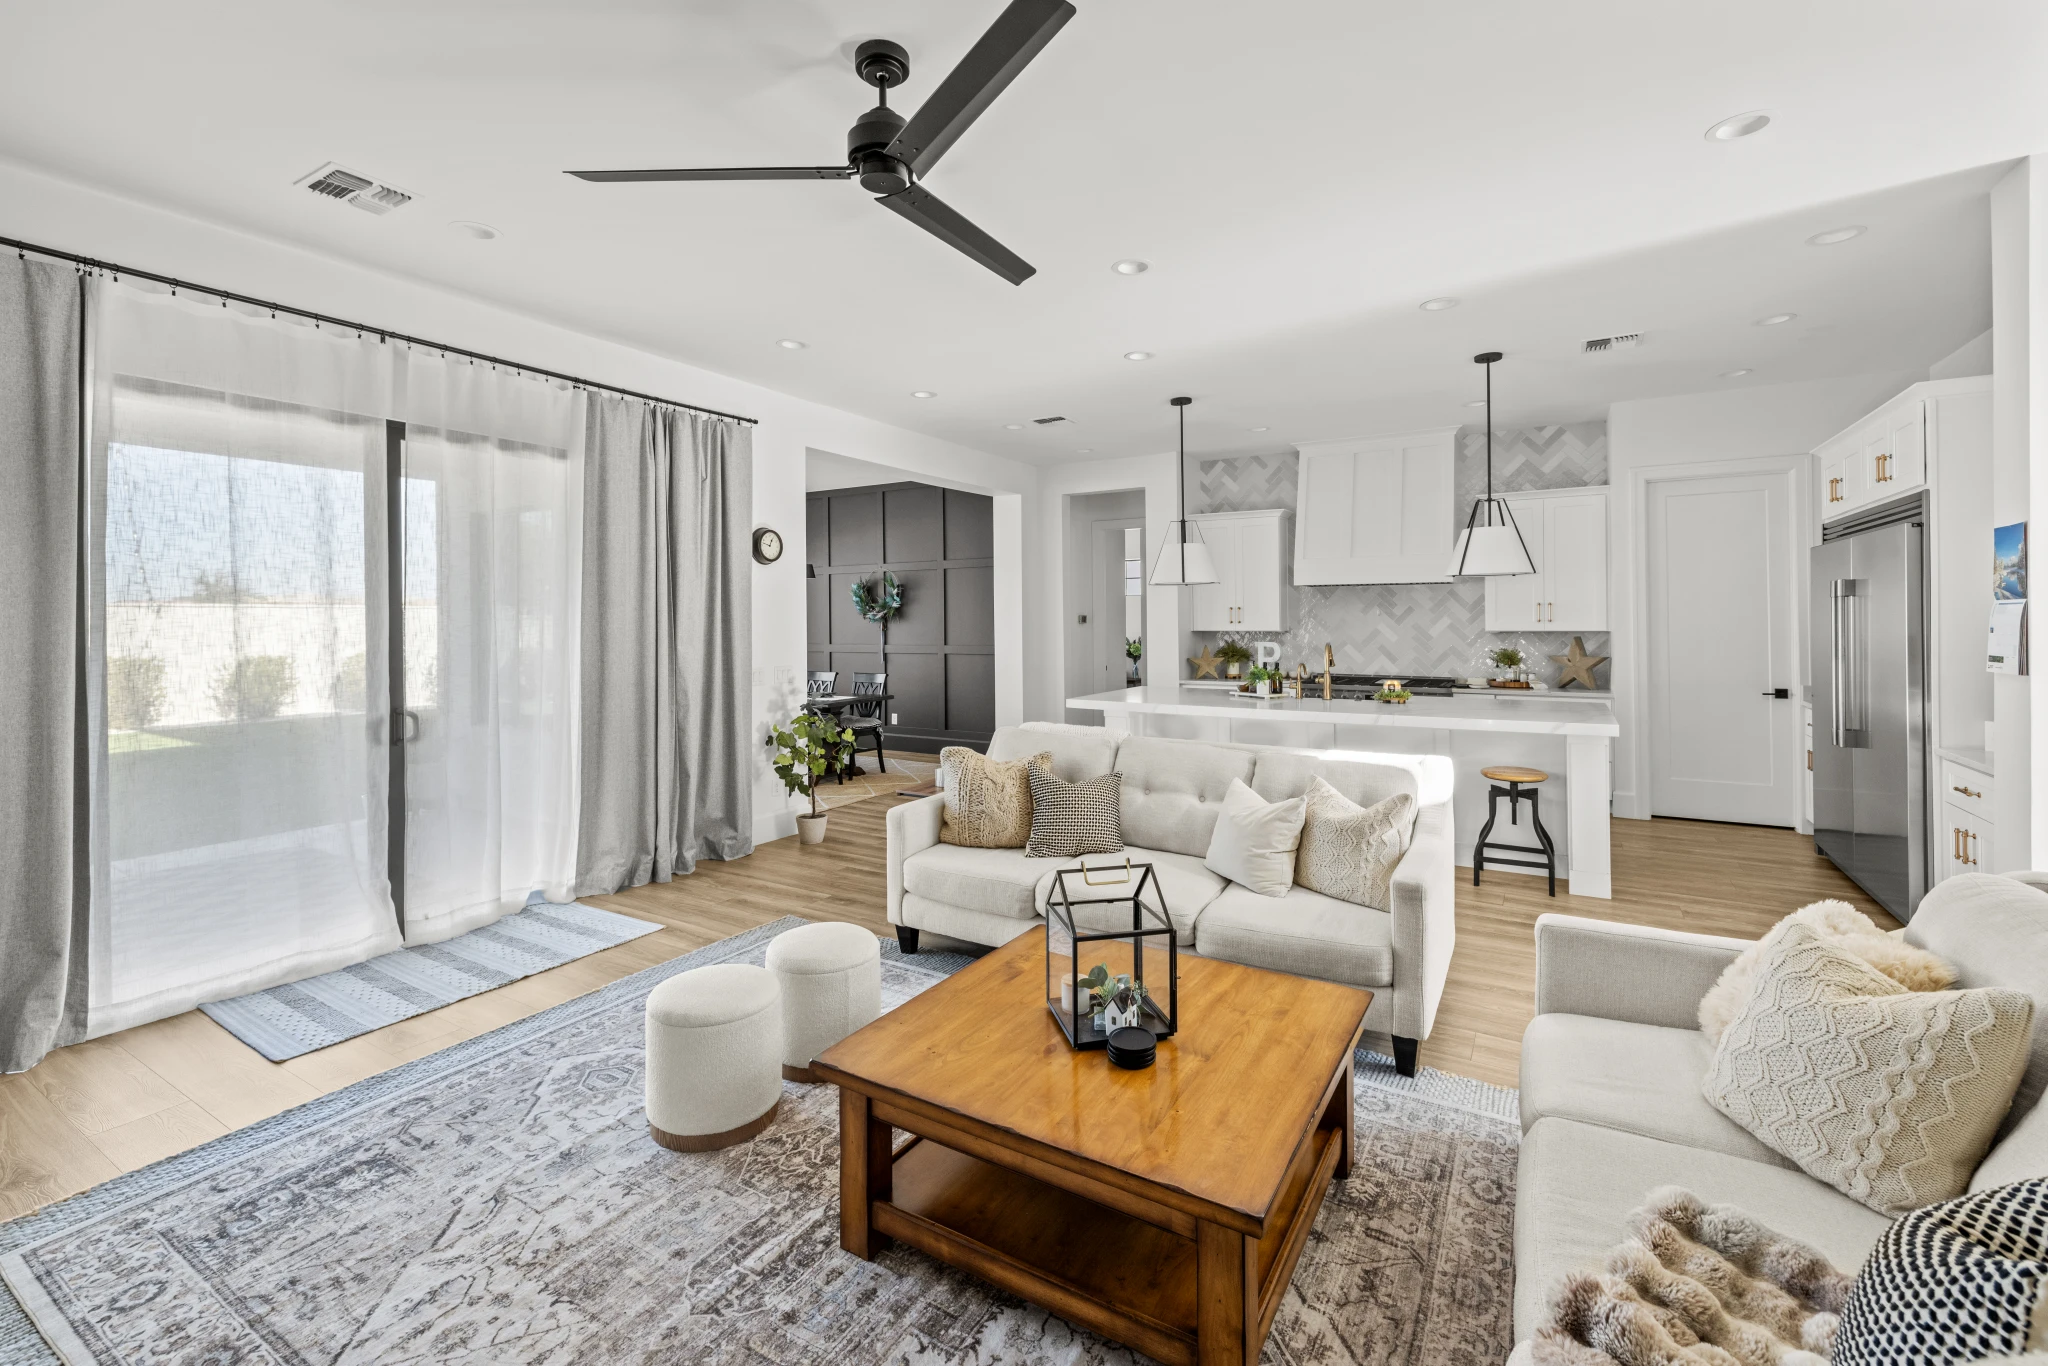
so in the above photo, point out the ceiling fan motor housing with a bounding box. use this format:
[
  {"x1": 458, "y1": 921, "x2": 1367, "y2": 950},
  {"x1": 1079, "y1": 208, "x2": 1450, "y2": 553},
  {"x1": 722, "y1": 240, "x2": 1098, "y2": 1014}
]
[{"x1": 848, "y1": 104, "x2": 911, "y2": 193}]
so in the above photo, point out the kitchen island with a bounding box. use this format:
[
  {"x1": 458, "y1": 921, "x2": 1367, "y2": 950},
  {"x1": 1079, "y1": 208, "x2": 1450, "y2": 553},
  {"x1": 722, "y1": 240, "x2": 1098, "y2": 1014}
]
[{"x1": 1066, "y1": 684, "x2": 1621, "y2": 897}]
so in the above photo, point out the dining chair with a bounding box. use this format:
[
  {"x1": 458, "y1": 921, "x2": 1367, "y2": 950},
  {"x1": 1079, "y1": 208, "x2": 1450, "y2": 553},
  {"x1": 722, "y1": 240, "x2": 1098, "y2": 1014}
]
[
  {"x1": 807, "y1": 670, "x2": 838, "y2": 698},
  {"x1": 842, "y1": 672, "x2": 888, "y2": 778}
]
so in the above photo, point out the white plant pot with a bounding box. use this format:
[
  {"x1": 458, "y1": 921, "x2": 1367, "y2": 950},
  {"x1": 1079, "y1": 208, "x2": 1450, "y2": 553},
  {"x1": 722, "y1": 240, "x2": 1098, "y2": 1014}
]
[
  {"x1": 1226, "y1": 663, "x2": 1242, "y2": 678},
  {"x1": 1255, "y1": 681, "x2": 1272, "y2": 697},
  {"x1": 796, "y1": 813, "x2": 828, "y2": 845}
]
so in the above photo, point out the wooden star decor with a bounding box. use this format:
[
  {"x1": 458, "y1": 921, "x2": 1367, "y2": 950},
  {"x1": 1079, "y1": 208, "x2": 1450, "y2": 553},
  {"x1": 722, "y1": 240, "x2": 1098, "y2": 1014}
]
[
  {"x1": 1551, "y1": 635, "x2": 1608, "y2": 690},
  {"x1": 1188, "y1": 645, "x2": 1223, "y2": 680}
]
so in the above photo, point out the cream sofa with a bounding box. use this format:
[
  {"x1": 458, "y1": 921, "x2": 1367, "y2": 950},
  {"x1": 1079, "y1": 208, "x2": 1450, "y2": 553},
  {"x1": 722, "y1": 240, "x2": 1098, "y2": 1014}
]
[
  {"x1": 884, "y1": 722, "x2": 1456, "y2": 1074},
  {"x1": 1511, "y1": 870, "x2": 2048, "y2": 1357}
]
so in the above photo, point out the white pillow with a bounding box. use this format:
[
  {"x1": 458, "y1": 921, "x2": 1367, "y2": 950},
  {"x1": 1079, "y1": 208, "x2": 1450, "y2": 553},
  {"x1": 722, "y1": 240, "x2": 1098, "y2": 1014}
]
[{"x1": 1202, "y1": 778, "x2": 1306, "y2": 897}]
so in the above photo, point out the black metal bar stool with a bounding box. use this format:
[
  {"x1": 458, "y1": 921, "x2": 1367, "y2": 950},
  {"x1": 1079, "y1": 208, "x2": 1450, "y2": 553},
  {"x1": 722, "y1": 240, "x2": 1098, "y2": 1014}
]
[{"x1": 1473, "y1": 766, "x2": 1557, "y2": 896}]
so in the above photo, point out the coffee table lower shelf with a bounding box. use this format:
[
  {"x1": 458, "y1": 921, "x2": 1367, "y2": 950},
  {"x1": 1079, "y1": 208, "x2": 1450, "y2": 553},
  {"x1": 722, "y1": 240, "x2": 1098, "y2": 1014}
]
[{"x1": 847, "y1": 1106, "x2": 1344, "y2": 1366}]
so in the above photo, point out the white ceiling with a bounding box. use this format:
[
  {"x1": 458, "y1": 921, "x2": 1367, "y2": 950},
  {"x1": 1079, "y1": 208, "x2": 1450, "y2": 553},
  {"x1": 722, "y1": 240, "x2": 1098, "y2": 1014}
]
[{"x1": 3, "y1": 1, "x2": 2041, "y2": 462}]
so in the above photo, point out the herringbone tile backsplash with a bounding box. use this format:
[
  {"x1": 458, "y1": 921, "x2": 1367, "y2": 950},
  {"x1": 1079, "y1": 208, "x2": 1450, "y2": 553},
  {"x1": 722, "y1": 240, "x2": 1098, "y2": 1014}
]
[{"x1": 1191, "y1": 423, "x2": 1612, "y2": 686}]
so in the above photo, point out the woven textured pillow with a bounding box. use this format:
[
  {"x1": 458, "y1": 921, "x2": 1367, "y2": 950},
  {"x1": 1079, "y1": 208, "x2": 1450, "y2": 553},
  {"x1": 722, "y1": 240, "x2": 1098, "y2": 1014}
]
[
  {"x1": 1025, "y1": 766, "x2": 1123, "y2": 859},
  {"x1": 1835, "y1": 1178, "x2": 2048, "y2": 1366},
  {"x1": 1704, "y1": 921, "x2": 2034, "y2": 1215},
  {"x1": 937, "y1": 746, "x2": 1050, "y2": 849},
  {"x1": 1293, "y1": 776, "x2": 1413, "y2": 909}
]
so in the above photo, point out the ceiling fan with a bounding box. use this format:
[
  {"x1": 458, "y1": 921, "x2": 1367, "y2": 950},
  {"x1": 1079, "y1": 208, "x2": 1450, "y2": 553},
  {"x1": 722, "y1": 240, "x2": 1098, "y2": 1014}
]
[{"x1": 567, "y1": 0, "x2": 1075, "y2": 286}]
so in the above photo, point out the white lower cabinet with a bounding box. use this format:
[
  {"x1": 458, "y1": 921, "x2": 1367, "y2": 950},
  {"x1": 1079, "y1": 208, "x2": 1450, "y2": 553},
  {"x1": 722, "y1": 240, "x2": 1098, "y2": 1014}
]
[{"x1": 1936, "y1": 759, "x2": 1993, "y2": 882}]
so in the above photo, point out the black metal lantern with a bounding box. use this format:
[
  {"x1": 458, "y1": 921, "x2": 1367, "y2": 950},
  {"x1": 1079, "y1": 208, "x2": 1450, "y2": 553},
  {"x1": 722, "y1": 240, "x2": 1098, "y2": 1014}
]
[{"x1": 1044, "y1": 859, "x2": 1178, "y2": 1055}]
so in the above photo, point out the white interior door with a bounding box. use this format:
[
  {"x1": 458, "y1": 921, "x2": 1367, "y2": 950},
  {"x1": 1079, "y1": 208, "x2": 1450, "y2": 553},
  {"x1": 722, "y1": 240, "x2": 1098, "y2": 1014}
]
[{"x1": 1647, "y1": 470, "x2": 1801, "y2": 824}]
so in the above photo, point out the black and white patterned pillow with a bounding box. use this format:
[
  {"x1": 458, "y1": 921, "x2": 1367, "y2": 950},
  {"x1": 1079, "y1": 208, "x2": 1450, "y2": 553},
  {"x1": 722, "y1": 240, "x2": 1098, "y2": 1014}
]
[
  {"x1": 1835, "y1": 1177, "x2": 2048, "y2": 1365},
  {"x1": 1025, "y1": 767, "x2": 1123, "y2": 859}
]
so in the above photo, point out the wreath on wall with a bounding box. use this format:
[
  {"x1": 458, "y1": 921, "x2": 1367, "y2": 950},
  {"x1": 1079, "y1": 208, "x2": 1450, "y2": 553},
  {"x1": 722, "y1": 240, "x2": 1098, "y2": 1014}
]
[{"x1": 851, "y1": 572, "x2": 905, "y2": 624}]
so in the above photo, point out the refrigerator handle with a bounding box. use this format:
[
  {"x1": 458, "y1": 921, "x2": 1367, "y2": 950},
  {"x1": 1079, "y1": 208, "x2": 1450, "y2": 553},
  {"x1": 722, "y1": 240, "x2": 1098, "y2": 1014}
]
[{"x1": 1831, "y1": 578, "x2": 1856, "y2": 747}]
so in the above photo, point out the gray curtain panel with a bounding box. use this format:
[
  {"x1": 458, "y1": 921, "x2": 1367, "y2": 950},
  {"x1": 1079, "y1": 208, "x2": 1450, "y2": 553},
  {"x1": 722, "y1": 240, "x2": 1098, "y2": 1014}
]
[
  {"x1": 577, "y1": 396, "x2": 754, "y2": 894},
  {"x1": 0, "y1": 257, "x2": 89, "y2": 1073}
]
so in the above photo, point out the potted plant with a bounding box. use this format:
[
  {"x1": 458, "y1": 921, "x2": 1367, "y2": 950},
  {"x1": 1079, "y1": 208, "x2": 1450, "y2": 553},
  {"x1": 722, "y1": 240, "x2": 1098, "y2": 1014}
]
[
  {"x1": 1488, "y1": 645, "x2": 1530, "y2": 688},
  {"x1": 1243, "y1": 664, "x2": 1278, "y2": 698},
  {"x1": 1124, "y1": 636, "x2": 1144, "y2": 685},
  {"x1": 1373, "y1": 678, "x2": 1412, "y2": 705},
  {"x1": 1216, "y1": 638, "x2": 1253, "y2": 679},
  {"x1": 771, "y1": 710, "x2": 857, "y2": 844}
]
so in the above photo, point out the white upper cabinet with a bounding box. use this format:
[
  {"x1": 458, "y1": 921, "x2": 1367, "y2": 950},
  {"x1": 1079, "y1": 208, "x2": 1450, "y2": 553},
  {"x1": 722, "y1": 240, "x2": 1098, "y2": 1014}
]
[
  {"x1": 1483, "y1": 489, "x2": 1609, "y2": 631},
  {"x1": 1818, "y1": 397, "x2": 1925, "y2": 521},
  {"x1": 1186, "y1": 509, "x2": 1292, "y2": 630},
  {"x1": 1293, "y1": 427, "x2": 1458, "y2": 584}
]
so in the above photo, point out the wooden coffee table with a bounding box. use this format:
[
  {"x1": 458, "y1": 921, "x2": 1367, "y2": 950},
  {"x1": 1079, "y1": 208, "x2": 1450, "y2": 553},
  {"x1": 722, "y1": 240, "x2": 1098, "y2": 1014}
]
[{"x1": 812, "y1": 927, "x2": 1370, "y2": 1366}]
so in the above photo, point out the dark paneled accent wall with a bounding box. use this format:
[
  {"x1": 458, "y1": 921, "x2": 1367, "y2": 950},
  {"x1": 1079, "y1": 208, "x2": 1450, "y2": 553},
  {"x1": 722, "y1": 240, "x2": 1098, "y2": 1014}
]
[{"x1": 807, "y1": 483, "x2": 996, "y2": 752}]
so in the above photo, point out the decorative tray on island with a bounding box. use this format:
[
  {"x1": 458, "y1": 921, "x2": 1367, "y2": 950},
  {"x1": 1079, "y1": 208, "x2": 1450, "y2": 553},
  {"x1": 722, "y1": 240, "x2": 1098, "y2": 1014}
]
[{"x1": 1488, "y1": 679, "x2": 1533, "y2": 690}]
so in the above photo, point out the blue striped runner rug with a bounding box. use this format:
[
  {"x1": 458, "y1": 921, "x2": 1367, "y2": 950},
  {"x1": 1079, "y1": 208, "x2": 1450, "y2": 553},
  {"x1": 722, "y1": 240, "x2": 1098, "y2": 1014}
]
[{"x1": 197, "y1": 900, "x2": 661, "y2": 1060}]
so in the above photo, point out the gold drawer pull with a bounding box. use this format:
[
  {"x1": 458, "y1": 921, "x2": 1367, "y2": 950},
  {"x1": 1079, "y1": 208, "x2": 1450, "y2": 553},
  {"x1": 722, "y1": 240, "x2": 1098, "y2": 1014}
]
[{"x1": 1953, "y1": 785, "x2": 1982, "y2": 799}]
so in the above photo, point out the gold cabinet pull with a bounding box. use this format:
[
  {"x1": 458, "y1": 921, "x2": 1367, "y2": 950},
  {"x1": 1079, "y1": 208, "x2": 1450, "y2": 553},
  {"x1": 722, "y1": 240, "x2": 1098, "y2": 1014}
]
[
  {"x1": 1954, "y1": 828, "x2": 1964, "y2": 863},
  {"x1": 1828, "y1": 476, "x2": 1842, "y2": 503},
  {"x1": 1968, "y1": 830, "x2": 1980, "y2": 866},
  {"x1": 1953, "y1": 784, "x2": 1982, "y2": 799}
]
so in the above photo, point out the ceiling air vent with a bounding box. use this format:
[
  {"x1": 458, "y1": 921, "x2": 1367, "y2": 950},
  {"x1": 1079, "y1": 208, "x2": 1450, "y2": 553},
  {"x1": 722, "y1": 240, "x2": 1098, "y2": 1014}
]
[
  {"x1": 1582, "y1": 333, "x2": 1644, "y2": 354},
  {"x1": 295, "y1": 161, "x2": 414, "y2": 216},
  {"x1": 1032, "y1": 415, "x2": 1069, "y2": 425}
]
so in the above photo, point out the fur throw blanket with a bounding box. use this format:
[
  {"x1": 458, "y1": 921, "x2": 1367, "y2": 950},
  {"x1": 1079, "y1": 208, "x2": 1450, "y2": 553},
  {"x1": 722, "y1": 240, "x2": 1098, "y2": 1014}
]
[
  {"x1": 1531, "y1": 1187, "x2": 1854, "y2": 1366},
  {"x1": 1696, "y1": 899, "x2": 1954, "y2": 1042}
]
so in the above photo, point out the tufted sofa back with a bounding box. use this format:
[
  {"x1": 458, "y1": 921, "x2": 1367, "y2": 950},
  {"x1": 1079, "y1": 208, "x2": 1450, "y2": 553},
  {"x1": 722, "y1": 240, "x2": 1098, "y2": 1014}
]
[{"x1": 1113, "y1": 737, "x2": 1255, "y2": 857}]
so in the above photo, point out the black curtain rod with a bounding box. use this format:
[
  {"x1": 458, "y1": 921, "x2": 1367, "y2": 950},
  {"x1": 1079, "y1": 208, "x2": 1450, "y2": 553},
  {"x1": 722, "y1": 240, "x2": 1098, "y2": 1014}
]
[{"x1": 2, "y1": 233, "x2": 758, "y2": 427}]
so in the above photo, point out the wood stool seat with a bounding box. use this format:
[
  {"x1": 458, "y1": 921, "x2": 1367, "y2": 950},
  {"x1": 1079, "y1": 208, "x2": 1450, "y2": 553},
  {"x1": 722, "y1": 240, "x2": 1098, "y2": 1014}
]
[{"x1": 1481, "y1": 766, "x2": 1548, "y2": 784}]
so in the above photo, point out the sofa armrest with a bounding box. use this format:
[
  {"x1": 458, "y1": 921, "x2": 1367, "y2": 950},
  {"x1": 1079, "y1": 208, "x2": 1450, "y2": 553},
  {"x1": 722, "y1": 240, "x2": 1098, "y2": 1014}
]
[
  {"x1": 1388, "y1": 799, "x2": 1456, "y2": 1041},
  {"x1": 1532, "y1": 914, "x2": 1752, "y2": 1029},
  {"x1": 886, "y1": 794, "x2": 946, "y2": 926}
]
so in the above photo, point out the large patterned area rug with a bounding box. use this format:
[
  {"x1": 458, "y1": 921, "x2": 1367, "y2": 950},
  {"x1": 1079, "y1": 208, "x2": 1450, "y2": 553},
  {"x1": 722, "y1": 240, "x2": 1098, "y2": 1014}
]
[{"x1": 0, "y1": 918, "x2": 1519, "y2": 1366}]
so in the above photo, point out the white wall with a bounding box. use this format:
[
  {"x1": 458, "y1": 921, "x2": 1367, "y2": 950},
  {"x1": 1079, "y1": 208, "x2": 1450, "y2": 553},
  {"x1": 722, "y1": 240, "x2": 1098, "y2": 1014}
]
[
  {"x1": 1606, "y1": 372, "x2": 1921, "y2": 818},
  {"x1": 1990, "y1": 160, "x2": 2040, "y2": 866},
  {"x1": 0, "y1": 159, "x2": 1043, "y2": 846},
  {"x1": 1029, "y1": 453, "x2": 1183, "y2": 723},
  {"x1": 1932, "y1": 328, "x2": 1994, "y2": 381}
]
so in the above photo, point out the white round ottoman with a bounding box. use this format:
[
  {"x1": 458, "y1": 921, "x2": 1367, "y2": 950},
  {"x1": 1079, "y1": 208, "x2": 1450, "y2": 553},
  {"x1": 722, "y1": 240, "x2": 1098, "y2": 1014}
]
[
  {"x1": 765, "y1": 922, "x2": 882, "y2": 1082},
  {"x1": 644, "y1": 963, "x2": 783, "y2": 1152}
]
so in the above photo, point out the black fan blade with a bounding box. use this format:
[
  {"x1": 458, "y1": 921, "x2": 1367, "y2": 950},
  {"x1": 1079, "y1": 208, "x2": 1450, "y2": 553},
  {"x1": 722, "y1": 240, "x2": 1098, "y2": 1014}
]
[
  {"x1": 885, "y1": 0, "x2": 1075, "y2": 176},
  {"x1": 566, "y1": 166, "x2": 854, "y2": 182},
  {"x1": 877, "y1": 185, "x2": 1035, "y2": 285}
]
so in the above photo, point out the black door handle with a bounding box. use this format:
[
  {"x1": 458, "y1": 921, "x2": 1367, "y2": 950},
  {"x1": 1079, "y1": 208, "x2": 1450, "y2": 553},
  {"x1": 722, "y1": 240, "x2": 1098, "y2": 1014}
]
[{"x1": 1761, "y1": 688, "x2": 1790, "y2": 699}]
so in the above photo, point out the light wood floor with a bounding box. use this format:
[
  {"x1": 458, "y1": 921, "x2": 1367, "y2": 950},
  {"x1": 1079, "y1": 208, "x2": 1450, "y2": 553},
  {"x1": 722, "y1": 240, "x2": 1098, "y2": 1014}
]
[{"x1": 0, "y1": 799, "x2": 1891, "y2": 1223}]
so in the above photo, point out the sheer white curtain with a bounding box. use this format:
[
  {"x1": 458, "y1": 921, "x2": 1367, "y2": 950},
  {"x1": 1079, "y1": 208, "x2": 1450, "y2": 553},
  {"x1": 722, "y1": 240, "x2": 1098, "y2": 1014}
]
[
  {"x1": 85, "y1": 279, "x2": 399, "y2": 1035},
  {"x1": 395, "y1": 351, "x2": 584, "y2": 943}
]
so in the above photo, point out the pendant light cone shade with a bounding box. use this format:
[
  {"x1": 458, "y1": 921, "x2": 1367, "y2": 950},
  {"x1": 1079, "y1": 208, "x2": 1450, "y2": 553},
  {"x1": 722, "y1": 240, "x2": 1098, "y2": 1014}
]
[
  {"x1": 1448, "y1": 352, "x2": 1536, "y2": 577},
  {"x1": 1150, "y1": 396, "x2": 1218, "y2": 586}
]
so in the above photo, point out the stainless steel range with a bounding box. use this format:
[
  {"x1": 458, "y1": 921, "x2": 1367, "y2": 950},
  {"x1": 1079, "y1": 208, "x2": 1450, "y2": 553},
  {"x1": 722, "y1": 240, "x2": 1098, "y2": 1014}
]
[{"x1": 1324, "y1": 672, "x2": 1464, "y2": 699}]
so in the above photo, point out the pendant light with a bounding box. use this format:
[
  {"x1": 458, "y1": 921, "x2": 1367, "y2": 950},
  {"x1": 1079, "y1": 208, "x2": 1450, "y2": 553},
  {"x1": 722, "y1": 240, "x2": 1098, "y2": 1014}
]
[
  {"x1": 1447, "y1": 351, "x2": 1536, "y2": 577},
  {"x1": 1149, "y1": 395, "x2": 1218, "y2": 585}
]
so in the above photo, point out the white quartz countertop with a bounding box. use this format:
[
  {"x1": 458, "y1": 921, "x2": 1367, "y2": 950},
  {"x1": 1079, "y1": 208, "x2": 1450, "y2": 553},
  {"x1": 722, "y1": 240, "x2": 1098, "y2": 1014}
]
[{"x1": 1067, "y1": 685, "x2": 1620, "y2": 737}]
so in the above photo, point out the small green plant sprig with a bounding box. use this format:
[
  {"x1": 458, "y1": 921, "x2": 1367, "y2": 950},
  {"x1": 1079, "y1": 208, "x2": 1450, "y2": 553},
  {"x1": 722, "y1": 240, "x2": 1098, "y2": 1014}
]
[
  {"x1": 1489, "y1": 645, "x2": 1524, "y2": 670},
  {"x1": 771, "y1": 710, "x2": 857, "y2": 819},
  {"x1": 1215, "y1": 639, "x2": 1254, "y2": 666},
  {"x1": 1080, "y1": 964, "x2": 1151, "y2": 1017},
  {"x1": 1124, "y1": 637, "x2": 1143, "y2": 663}
]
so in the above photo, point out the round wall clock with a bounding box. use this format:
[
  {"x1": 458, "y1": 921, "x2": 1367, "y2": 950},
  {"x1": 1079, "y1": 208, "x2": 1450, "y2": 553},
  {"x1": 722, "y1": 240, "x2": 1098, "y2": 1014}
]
[{"x1": 751, "y1": 527, "x2": 785, "y2": 565}]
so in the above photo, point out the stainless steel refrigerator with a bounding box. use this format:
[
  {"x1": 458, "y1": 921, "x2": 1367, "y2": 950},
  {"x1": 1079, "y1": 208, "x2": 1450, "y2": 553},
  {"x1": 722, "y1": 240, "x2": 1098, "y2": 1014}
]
[{"x1": 1810, "y1": 509, "x2": 1927, "y2": 921}]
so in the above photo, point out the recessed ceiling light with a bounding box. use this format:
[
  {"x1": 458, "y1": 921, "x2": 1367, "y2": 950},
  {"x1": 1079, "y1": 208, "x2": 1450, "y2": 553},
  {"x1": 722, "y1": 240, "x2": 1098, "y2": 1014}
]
[
  {"x1": 1807, "y1": 225, "x2": 1866, "y2": 246},
  {"x1": 1111, "y1": 259, "x2": 1150, "y2": 275},
  {"x1": 1754, "y1": 312, "x2": 1797, "y2": 326},
  {"x1": 1077, "y1": 447, "x2": 1094, "y2": 453},
  {"x1": 910, "y1": 390, "x2": 936, "y2": 399},
  {"x1": 1464, "y1": 399, "x2": 1488, "y2": 409},
  {"x1": 1419, "y1": 297, "x2": 1459, "y2": 312},
  {"x1": 776, "y1": 338, "x2": 806, "y2": 350},
  {"x1": 1705, "y1": 110, "x2": 1772, "y2": 142},
  {"x1": 1721, "y1": 368, "x2": 1753, "y2": 378},
  {"x1": 1123, "y1": 351, "x2": 1153, "y2": 361},
  {"x1": 1004, "y1": 423, "x2": 1023, "y2": 430},
  {"x1": 450, "y1": 221, "x2": 500, "y2": 240},
  {"x1": 1249, "y1": 426, "x2": 1269, "y2": 432}
]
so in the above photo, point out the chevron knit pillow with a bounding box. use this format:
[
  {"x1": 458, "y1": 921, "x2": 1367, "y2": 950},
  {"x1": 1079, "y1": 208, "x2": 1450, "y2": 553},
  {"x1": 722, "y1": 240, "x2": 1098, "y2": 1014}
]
[
  {"x1": 1703, "y1": 921, "x2": 2034, "y2": 1216},
  {"x1": 1293, "y1": 777, "x2": 1413, "y2": 910},
  {"x1": 1835, "y1": 1178, "x2": 2048, "y2": 1366},
  {"x1": 1025, "y1": 766, "x2": 1123, "y2": 859}
]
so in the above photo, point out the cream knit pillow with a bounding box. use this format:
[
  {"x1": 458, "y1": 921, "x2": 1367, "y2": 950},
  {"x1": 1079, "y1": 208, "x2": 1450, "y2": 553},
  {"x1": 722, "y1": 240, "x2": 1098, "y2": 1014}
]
[
  {"x1": 1697, "y1": 898, "x2": 1956, "y2": 1043},
  {"x1": 1293, "y1": 776, "x2": 1413, "y2": 909},
  {"x1": 1704, "y1": 921, "x2": 2035, "y2": 1215},
  {"x1": 937, "y1": 747, "x2": 1050, "y2": 849}
]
